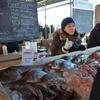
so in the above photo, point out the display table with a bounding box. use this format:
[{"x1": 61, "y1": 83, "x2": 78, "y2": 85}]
[
  {"x1": 0, "y1": 53, "x2": 66, "y2": 70},
  {"x1": 0, "y1": 46, "x2": 100, "y2": 70},
  {"x1": 0, "y1": 53, "x2": 21, "y2": 70}
]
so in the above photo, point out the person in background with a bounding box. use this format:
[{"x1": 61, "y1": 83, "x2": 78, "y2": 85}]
[
  {"x1": 87, "y1": 23, "x2": 100, "y2": 48},
  {"x1": 51, "y1": 17, "x2": 86, "y2": 56},
  {"x1": 50, "y1": 25, "x2": 55, "y2": 33},
  {"x1": 43, "y1": 24, "x2": 50, "y2": 39},
  {"x1": 39, "y1": 25, "x2": 45, "y2": 39},
  {"x1": 39, "y1": 25, "x2": 43, "y2": 32}
]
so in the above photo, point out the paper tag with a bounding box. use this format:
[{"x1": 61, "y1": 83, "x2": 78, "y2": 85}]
[
  {"x1": 36, "y1": 52, "x2": 47, "y2": 65},
  {"x1": 21, "y1": 48, "x2": 33, "y2": 65},
  {"x1": 30, "y1": 42, "x2": 37, "y2": 53}
]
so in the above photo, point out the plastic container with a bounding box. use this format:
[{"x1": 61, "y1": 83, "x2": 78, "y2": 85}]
[{"x1": 2, "y1": 45, "x2": 8, "y2": 55}]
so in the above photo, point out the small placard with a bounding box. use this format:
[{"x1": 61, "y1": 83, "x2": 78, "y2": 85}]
[
  {"x1": 21, "y1": 48, "x2": 33, "y2": 65},
  {"x1": 36, "y1": 52, "x2": 47, "y2": 65}
]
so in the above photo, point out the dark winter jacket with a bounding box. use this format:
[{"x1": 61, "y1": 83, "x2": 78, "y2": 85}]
[
  {"x1": 87, "y1": 23, "x2": 100, "y2": 48},
  {"x1": 51, "y1": 29, "x2": 85, "y2": 56},
  {"x1": 89, "y1": 68, "x2": 100, "y2": 100}
]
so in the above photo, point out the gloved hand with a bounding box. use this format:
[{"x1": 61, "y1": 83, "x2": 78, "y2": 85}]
[
  {"x1": 64, "y1": 38, "x2": 73, "y2": 49},
  {"x1": 73, "y1": 39, "x2": 81, "y2": 49},
  {"x1": 62, "y1": 38, "x2": 73, "y2": 52}
]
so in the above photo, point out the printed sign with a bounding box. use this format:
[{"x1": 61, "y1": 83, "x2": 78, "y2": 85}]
[
  {"x1": 21, "y1": 48, "x2": 33, "y2": 65},
  {"x1": 36, "y1": 52, "x2": 47, "y2": 65}
]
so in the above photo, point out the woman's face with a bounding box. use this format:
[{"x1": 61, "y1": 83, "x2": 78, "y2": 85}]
[{"x1": 64, "y1": 23, "x2": 75, "y2": 35}]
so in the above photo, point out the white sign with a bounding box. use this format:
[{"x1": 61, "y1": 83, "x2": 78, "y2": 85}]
[
  {"x1": 74, "y1": 0, "x2": 93, "y2": 10},
  {"x1": 36, "y1": 52, "x2": 47, "y2": 65},
  {"x1": 21, "y1": 48, "x2": 33, "y2": 65},
  {"x1": 30, "y1": 42, "x2": 37, "y2": 53}
]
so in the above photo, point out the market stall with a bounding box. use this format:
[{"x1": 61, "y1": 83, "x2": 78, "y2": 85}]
[{"x1": 0, "y1": 46, "x2": 100, "y2": 100}]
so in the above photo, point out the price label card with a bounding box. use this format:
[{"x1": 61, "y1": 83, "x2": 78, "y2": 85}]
[
  {"x1": 36, "y1": 52, "x2": 47, "y2": 65},
  {"x1": 21, "y1": 48, "x2": 33, "y2": 65}
]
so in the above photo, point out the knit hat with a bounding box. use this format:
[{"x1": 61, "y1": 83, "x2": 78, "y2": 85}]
[{"x1": 61, "y1": 17, "x2": 75, "y2": 30}]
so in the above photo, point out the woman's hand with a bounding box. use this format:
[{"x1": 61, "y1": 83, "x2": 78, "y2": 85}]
[
  {"x1": 62, "y1": 38, "x2": 73, "y2": 53},
  {"x1": 64, "y1": 38, "x2": 73, "y2": 49}
]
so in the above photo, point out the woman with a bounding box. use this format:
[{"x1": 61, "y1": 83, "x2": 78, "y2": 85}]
[
  {"x1": 87, "y1": 23, "x2": 100, "y2": 48},
  {"x1": 51, "y1": 17, "x2": 85, "y2": 56}
]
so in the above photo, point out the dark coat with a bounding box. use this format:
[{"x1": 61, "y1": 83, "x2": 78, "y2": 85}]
[
  {"x1": 89, "y1": 68, "x2": 100, "y2": 100},
  {"x1": 87, "y1": 23, "x2": 100, "y2": 48},
  {"x1": 51, "y1": 29, "x2": 85, "y2": 56}
]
